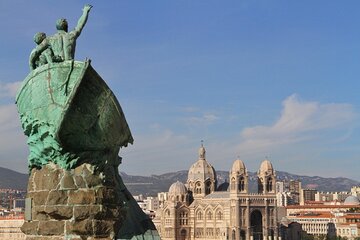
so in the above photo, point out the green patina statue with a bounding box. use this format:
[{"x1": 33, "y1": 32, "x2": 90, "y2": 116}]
[
  {"x1": 19, "y1": 4, "x2": 131, "y2": 170},
  {"x1": 16, "y1": 4, "x2": 160, "y2": 240},
  {"x1": 29, "y1": 4, "x2": 92, "y2": 70}
]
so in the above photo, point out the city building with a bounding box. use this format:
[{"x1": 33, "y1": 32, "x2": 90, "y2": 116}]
[
  {"x1": 315, "y1": 191, "x2": 352, "y2": 202},
  {"x1": 276, "y1": 180, "x2": 302, "y2": 206},
  {"x1": 154, "y1": 144, "x2": 279, "y2": 240},
  {"x1": 285, "y1": 195, "x2": 360, "y2": 238},
  {"x1": 276, "y1": 192, "x2": 292, "y2": 207},
  {"x1": 300, "y1": 189, "x2": 317, "y2": 205},
  {"x1": 336, "y1": 213, "x2": 360, "y2": 239},
  {"x1": 286, "y1": 211, "x2": 337, "y2": 237},
  {"x1": 0, "y1": 215, "x2": 25, "y2": 240},
  {"x1": 134, "y1": 194, "x2": 160, "y2": 219},
  {"x1": 351, "y1": 186, "x2": 360, "y2": 198}
]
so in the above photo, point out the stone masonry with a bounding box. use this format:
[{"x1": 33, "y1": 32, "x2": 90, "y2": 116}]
[{"x1": 21, "y1": 162, "x2": 128, "y2": 240}]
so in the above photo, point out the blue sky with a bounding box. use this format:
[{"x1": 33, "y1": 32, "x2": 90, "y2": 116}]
[{"x1": 0, "y1": 1, "x2": 359, "y2": 180}]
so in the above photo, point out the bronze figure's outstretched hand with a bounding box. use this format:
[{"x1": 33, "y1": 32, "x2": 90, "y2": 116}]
[{"x1": 83, "y1": 4, "x2": 93, "y2": 12}]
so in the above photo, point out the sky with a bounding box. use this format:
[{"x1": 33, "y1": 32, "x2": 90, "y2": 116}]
[{"x1": 0, "y1": 1, "x2": 360, "y2": 180}]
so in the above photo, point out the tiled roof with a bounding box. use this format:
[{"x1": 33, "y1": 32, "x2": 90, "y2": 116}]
[
  {"x1": 293, "y1": 211, "x2": 334, "y2": 218},
  {"x1": 286, "y1": 205, "x2": 359, "y2": 209},
  {"x1": 204, "y1": 192, "x2": 230, "y2": 199}
]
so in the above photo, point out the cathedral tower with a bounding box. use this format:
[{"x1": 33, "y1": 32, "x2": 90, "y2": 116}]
[
  {"x1": 229, "y1": 158, "x2": 249, "y2": 196},
  {"x1": 257, "y1": 159, "x2": 276, "y2": 194},
  {"x1": 186, "y1": 143, "x2": 217, "y2": 199}
]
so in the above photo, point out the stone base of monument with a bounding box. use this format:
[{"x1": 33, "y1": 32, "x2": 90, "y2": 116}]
[{"x1": 21, "y1": 162, "x2": 128, "y2": 240}]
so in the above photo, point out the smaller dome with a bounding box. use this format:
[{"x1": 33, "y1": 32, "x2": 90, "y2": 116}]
[
  {"x1": 231, "y1": 159, "x2": 246, "y2": 174},
  {"x1": 259, "y1": 159, "x2": 274, "y2": 174},
  {"x1": 344, "y1": 196, "x2": 360, "y2": 205},
  {"x1": 169, "y1": 181, "x2": 187, "y2": 196}
]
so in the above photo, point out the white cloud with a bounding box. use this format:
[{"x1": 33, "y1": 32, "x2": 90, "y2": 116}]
[
  {"x1": 183, "y1": 113, "x2": 219, "y2": 125},
  {"x1": 0, "y1": 103, "x2": 28, "y2": 172},
  {"x1": 0, "y1": 81, "x2": 22, "y2": 99},
  {"x1": 0, "y1": 104, "x2": 21, "y2": 132},
  {"x1": 238, "y1": 94, "x2": 356, "y2": 153}
]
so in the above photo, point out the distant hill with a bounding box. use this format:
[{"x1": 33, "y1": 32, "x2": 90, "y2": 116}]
[
  {"x1": 121, "y1": 170, "x2": 360, "y2": 196},
  {"x1": 0, "y1": 167, "x2": 28, "y2": 190},
  {"x1": 0, "y1": 166, "x2": 358, "y2": 195}
]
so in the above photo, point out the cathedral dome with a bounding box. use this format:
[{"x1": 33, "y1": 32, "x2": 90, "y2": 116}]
[
  {"x1": 231, "y1": 159, "x2": 246, "y2": 175},
  {"x1": 188, "y1": 159, "x2": 216, "y2": 182},
  {"x1": 168, "y1": 181, "x2": 187, "y2": 196},
  {"x1": 188, "y1": 144, "x2": 216, "y2": 183},
  {"x1": 259, "y1": 159, "x2": 274, "y2": 174},
  {"x1": 344, "y1": 196, "x2": 360, "y2": 205}
]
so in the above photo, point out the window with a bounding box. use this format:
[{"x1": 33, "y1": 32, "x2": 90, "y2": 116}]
[
  {"x1": 179, "y1": 211, "x2": 188, "y2": 226},
  {"x1": 207, "y1": 211, "x2": 213, "y2": 220},
  {"x1": 197, "y1": 211, "x2": 203, "y2": 220},
  {"x1": 205, "y1": 181, "x2": 212, "y2": 195},
  {"x1": 239, "y1": 177, "x2": 245, "y2": 191},
  {"x1": 267, "y1": 178, "x2": 273, "y2": 192},
  {"x1": 231, "y1": 177, "x2": 236, "y2": 190},
  {"x1": 216, "y1": 211, "x2": 222, "y2": 221}
]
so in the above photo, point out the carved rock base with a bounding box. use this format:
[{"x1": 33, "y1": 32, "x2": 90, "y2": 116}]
[{"x1": 21, "y1": 163, "x2": 126, "y2": 240}]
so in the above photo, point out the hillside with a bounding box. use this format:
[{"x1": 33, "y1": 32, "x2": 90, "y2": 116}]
[
  {"x1": 0, "y1": 167, "x2": 28, "y2": 190},
  {"x1": 0, "y1": 166, "x2": 358, "y2": 195},
  {"x1": 121, "y1": 170, "x2": 360, "y2": 196}
]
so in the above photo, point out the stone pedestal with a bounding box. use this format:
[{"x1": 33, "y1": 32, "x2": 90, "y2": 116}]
[{"x1": 21, "y1": 162, "x2": 127, "y2": 240}]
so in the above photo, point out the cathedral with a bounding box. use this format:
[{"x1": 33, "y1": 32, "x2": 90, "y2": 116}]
[{"x1": 154, "y1": 144, "x2": 279, "y2": 240}]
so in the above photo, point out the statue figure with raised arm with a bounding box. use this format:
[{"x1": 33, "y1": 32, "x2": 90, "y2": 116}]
[{"x1": 29, "y1": 4, "x2": 92, "y2": 70}]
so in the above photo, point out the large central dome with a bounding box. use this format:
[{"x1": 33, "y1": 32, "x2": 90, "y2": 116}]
[{"x1": 187, "y1": 144, "x2": 216, "y2": 183}]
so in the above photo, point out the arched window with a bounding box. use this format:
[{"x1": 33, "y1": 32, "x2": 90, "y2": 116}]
[
  {"x1": 258, "y1": 177, "x2": 264, "y2": 193},
  {"x1": 267, "y1": 177, "x2": 273, "y2": 192},
  {"x1": 197, "y1": 211, "x2": 203, "y2": 220},
  {"x1": 195, "y1": 182, "x2": 202, "y2": 194},
  {"x1": 205, "y1": 181, "x2": 212, "y2": 195},
  {"x1": 239, "y1": 177, "x2": 245, "y2": 191},
  {"x1": 165, "y1": 209, "x2": 170, "y2": 216},
  {"x1": 231, "y1": 177, "x2": 236, "y2": 190},
  {"x1": 207, "y1": 211, "x2": 213, "y2": 220},
  {"x1": 216, "y1": 211, "x2": 222, "y2": 221},
  {"x1": 180, "y1": 229, "x2": 187, "y2": 240}
]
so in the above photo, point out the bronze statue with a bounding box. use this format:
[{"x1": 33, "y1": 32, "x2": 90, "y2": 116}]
[
  {"x1": 18, "y1": 4, "x2": 160, "y2": 239},
  {"x1": 29, "y1": 4, "x2": 92, "y2": 70}
]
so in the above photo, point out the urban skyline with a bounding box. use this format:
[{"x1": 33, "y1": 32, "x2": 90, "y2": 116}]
[{"x1": 0, "y1": 1, "x2": 360, "y2": 180}]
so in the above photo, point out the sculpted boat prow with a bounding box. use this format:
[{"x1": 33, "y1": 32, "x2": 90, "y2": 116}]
[{"x1": 16, "y1": 60, "x2": 133, "y2": 169}]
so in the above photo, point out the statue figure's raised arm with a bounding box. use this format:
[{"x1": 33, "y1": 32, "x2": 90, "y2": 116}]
[{"x1": 73, "y1": 4, "x2": 92, "y2": 38}]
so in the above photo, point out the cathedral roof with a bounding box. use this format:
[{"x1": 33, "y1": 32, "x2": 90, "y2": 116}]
[
  {"x1": 204, "y1": 192, "x2": 230, "y2": 199},
  {"x1": 217, "y1": 181, "x2": 229, "y2": 191},
  {"x1": 231, "y1": 159, "x2": 246, "y2": 175},
  {"x1": 169, "y1": 181, "x2": 187, "y2": 196},
  {"x1": 187, "y1": 144, "x2": 216, "y2": 183},
  {"x1": 259, "y1": 159, "x2": 274, "y2": 175}
]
